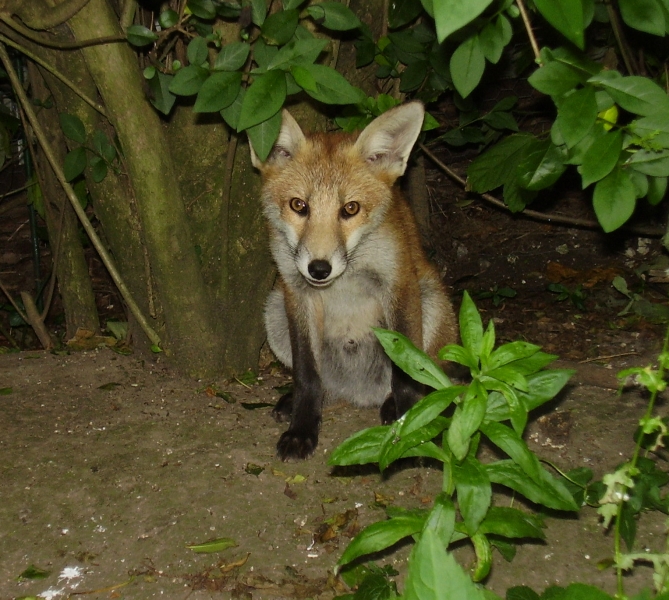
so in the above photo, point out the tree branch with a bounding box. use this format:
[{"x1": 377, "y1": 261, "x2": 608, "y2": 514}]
[
  {"x1": 0, "y1": 31, "x2": 108, "y2": 117},
  {"x1": 7, "y1": 0, "x2": 92, "y2": 30},
  {"x1": 0, "y1": 41, "x2": 162, "y2": 347}
]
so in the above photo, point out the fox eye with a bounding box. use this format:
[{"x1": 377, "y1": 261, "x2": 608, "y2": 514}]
[
  {"x1": 341, "y1": 201, "x2": 360, "y2": 218},
  {"x1": 289, "y1": 198, "x2": 308, "y2": 215}
]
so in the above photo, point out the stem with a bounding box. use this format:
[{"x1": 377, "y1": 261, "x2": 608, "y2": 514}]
[
  {"x1": 613, "y1": 325, "x2": 669, "y2": 596},
  {"x1": 0, "y1": 32, "x2": 108, "y2": 117},
  {"x1": 605, "y1": 0, "x2": 638, "y2": 75},
  {"x1": 515, "y1": 0, "x2": 541, "y2": 63},
  {"x1": 0, "y1": 42, "x2": 162, "y2": 347}
]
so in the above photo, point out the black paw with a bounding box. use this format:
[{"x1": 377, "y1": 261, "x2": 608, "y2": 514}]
[
  {"x1": 272, "y1": 393, "x2": 293, "y2": 423},
  {"x1": 380, "y1": 396, "x2": 398, "y2": 425},
  {"x1": 277, "y1": 427, "x2": 319, "y2": 461}
]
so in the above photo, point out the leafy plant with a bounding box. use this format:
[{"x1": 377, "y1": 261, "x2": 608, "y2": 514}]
[
  {"x1": 330, "y1": 292, "x2": 576, "y2": 596},
  {"x1": 547, "y1": 283, "x2": 587, "y2": 310},
  {"x1": 477, "y1": 285, "x2": 517, "y2": 307}
]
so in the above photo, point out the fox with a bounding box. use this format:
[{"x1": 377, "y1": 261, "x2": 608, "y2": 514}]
[{"x1": 249, "y1": 101, "x2": 458, "y2": 461}]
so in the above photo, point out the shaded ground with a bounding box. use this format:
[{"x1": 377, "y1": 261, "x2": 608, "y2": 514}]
[{"x1": 2, "y1": 127, "x2": 669, "y2": 598}]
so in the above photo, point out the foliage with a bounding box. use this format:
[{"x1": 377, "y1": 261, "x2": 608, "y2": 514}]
[{"x1": 330, "y1": 292, "x2": 576, "y2": 596}]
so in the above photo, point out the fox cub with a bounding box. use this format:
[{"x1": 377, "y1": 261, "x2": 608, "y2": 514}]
[{"x1": 250, "y1": 102, "x2": 457, "y2": 460}]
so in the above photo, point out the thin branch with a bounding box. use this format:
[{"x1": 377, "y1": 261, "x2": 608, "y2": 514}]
[
  {"x1": 0, "y1": 42, "x2": 162, "y2": 347},
  {"x1": 0, "y1": 32, "x2": 108, "y2": 118},
  {"x1": 0, "y1": 276, "x2": 29, "y2": 323},
  {"x1": 419, "y1": 143, "x2": 665, "y2": 237},
  {"x1": 605, "y1": 0, "x2": 638, "y2": 74},
  {"x1": 516, "y1": 0, "x2": 541, "y2": 63},
  {"x1": 0, "y1": 14, "x2": 126, "y2": 50}
]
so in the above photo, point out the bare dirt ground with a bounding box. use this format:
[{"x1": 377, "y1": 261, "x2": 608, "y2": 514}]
[{"x1": 2, "y1": 138, "x2": 669, "y2": 599}]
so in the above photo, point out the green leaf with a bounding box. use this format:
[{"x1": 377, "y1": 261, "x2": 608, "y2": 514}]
[
  {"x1": 193, "y1": 72, "x2": 242, "y2": 112},
  {"x1": 292, "y1": 63, "x2": 365, "y2": 104},
  {"x1": 267, "y1": 38, "x2": 328, "y2": 70},
  {"x1": 306, "y1": 2, "x2": 362, "y2": 30},
  {"x1": 380, "y1": 416, "x2": 450, "y2": 471},
  {"x1": 148, "y1": 72, "x2": 176, "y2": 115},
  {"x1": 63, "y1": 147, "x2": 87, "y2": 181},
  {"x1": 480, "y1": 422, "x2": 542, "y2": 482},
  {"x1": 92, "y1": 130, "x2": 116, "y2": 163},
  {"x1": 453, "y1": 456, "x2": 491, "y2": 535},
  {"x1": 516, "y1": 138, "x2": 567, "y2": 191},
  {"x1": 433, "y1": 0, "x2": 494, "y2": 42},
  {"x1": 220, "y1": 87, "x2": 245, "y2": 130},
  {"x1": 159, "y1": 9, "x2": 179, "y2": 28},
  {"x1": 448, "y1": 384, "x2": 487, "y2": 460},
  {"x1": 519, "y1": 369, "x2": 574, "y2": 411},
  {"x1": 528, "y1": 61, "x2": 583, "y2": 98},
  {"x1": 647, "y1": 176, "x2": 668, "y2": 205},
  {"x1": 404, "y1": 529, "x2": 486, "y2": 600},
  {"x1": 187, "y1": 36, "x2": 209, "y2": 66},
  {"x1": 59, "y1": 113, "x2": 86, "y2": 144},
  {"x1": 556, "y1": 86, "x2": 598, "y2": 148},
  {"x1": 0, "y1": 387, "x2": 12, "y2": 395},
  {"x1": 619, "y1": 0, "x2": 665, "y2": 36},
  {"x1": 329, "y1": 425, "x2": 388, "y2": 466},
  {"x1": 593, "y1": 166, "x2": 637, "y2": 232},
  {"x1": 487, "y1": 341, "x2": 541, "y2": 371},
  {"x1": 17, "y1": 564, "x2": 51, "y2": 580},
  {"x1": 628, "y1": 149, "x2": 669, "y2": 177},
  {"x1": 374, "y1": 328, "x2": 452, "y2": 389},
  {"x1": 630, "y1": 112, "x2": 669, "y2": 147},
  {"x1": 246, "y1": 110, "x2": 282, "y2": 162},
  {"x1": 126, "y1": 24, "x2": 158, "y2": 47},
  {"x1": 424, "y1": 493, "x2": 456, "y2": 548},
  {"x1": 214, "y1": 42, "x2": 251, "y2": 71},
  {"x1": 89, "y1": 156, "x2": 107, "y2": 183},
  {"x1": 262, "y1": 9, "x2": 299, "y2": 45},
  {"x1": 468, "y1": 134, "x2": 535, "y2": 193},
  {"x1": 588, "y1": 72, "x2": 669, "y2": 117},
  {"x1": 486, "y1": 461, "x2": 579, "y2": 511},
  {"x1": 388, "y1": 0, "x2": 424, "y2": 29},
  {"x1": 439, "y1": 344, "x2": 479, "y2": 371},
  {"x1": 237, "y1": 71, "x2": 286, "y2": 131},
  {"x1": 478, "y1": 507, "x2": 545, "y2": 539},
  {"x1": 169, "y1": 64, "x2": 209, "y2": 96},
  {"x1": 396, "y1": 387, "x2": 464, "y2": 437},
  {"x1": 580, "y1": 129, "x2": 622, "y2": 188},
  {"x1": 337, "y1": 514, "x2": 426, "y2": 570},
  {"x1": 471, "y1": 532, "x2": 492, "y2": 581},
  {"x1": 186, "y1": 537, "x2": 237, "y2": 553},
  {"x1": 187, "y1": 0, "x2": 216, "y2": 19},
  {"x1": 251, "y1": 0, "x2": 268, "y2": 25},
  {"x1": 450, "y1": 35, "x2": 485, "y2": 99},
  {"x1": 534, "y1": 0, "x2": 584, "y2": 49},
  {"x1": 400, "y1": 60, "x2": 429, "y2": 92},
  {"x1": 459, "y1": 291, "x2": 483, "y2": 355},
  {"x1": 479, "y1": 15, "x2": 511, "y2": 64}
]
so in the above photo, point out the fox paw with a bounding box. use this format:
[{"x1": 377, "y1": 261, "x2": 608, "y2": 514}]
[
  {"x1": 272, "y1": 393, "x2": 293, "y2": 423},
  {"x1": 277, "y1": 428, "x2": 318, "y2": 460},
  {"x1": 380, "y1": 396, "x2": 399, "y2": 424}
]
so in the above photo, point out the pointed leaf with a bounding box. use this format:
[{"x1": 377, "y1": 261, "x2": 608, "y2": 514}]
[
  {"x1": 619, "y1": 0, "x2": 665, "y2": 36},
  {"x1": 556, "y1": 86, "x2": 598, "y2": 148},
  {"x1": 580, "y1": 129, "x2": 622, "y2": 188},
  {"x1": 453, "y1": 456, "x2": 491, "y2": 535},
  {"x1": 459, "y1": 291, "x2": 483, "y2": 355},
  {"x1": 534, "y1": 0, "x2": 584, "y2": 49},
  {"x1": 169, "y1": 64, "x2": 209, "y2": 96},
  {"x1": 306, "y1": 2, "x2": 362, "y2": 30},
  {"x1": 588, "y1": 72, "x2": 669, "y2": 117},
  {"x1": 193, "y1": 72, "x2": 242, "y2": 112},
  {"x1": 237, "y1": 71, "x2": 286, "y2": 132},
  {"x1": 450, "y1": 35, "x2": 485, "y2": 98},
  {"x1": 433, "y1": 0, "x2": 494, "y2": 42},
  {"x1": 63, "y1": 147, "x2": 87, "y2": 181},
  {"x1": 294, "y1": 63, "x2": 365, "y2": 104},
  {"x1": 328, "y1": 425, "x2": 389, "y2": 466},
  {"x1": 593, "y1": 166, "x2": 637, "y2": 232},
  {"x1": 126, "y1": 24, "x2": 158, "y2": 47},
  {"x1": 267, "y1": 38, "x2": 328, "y2": 70},
  {"x1": 214, "y1": 42, "x2": 251, "y2": 71},
  {"x1": 59, "y1": 113, "x2": 86, "y2": 144},
  {"x1": 246, "y1": 110, "x2": 282, "y2": 162},
  {"x1": 478, "y1": 506, "x2": 545, "y2": 539},
  {"x1": 480, "y1": 422, "x2": 542, "y2": 482}
]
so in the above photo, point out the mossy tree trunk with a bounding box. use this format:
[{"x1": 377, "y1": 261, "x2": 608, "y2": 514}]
[{"x1": 0, "y1": 0, "x2": 383, "y2": 377}]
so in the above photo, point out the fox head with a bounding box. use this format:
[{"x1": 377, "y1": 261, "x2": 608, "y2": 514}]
[{"x1": 250, "y1": 102, "x2": 424, "y2": 288}]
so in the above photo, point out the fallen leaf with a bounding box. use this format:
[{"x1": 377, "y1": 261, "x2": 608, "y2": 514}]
[{"x1": 186, "y1": 537, "x2": 237, "y2": 553}]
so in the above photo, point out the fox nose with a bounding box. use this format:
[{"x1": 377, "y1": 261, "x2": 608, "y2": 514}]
[{"x1": 308, "y1": 260, "x2": 332, "y2": 280}]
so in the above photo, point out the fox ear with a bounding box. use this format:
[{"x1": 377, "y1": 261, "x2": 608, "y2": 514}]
[
  {"x1": 354, "y1": 101, "x2": 424, "y2": 179},
  {"x1": 249, "y1": 109, "x2": 306, "y2": 169}
]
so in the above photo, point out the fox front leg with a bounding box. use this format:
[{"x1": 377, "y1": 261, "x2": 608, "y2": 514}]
[{"x1": 275, "y1": 306, "x2": 323, "y2": 460}]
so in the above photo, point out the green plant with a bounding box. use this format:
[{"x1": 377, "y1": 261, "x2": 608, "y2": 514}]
[
  {"x1": 329, "y1": 292, "x2": 577, "y2": 597},
  {"x1": 547, "y1": 283, "x2": 587, "y2": 310},
  {"x1": 477, "y1": 285, "x2": 517, "y2": 307}
]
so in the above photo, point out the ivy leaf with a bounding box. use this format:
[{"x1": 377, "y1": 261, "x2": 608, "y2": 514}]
[
  {"x1": 59, "y1": 113, "x2": 86, "y2": 144},
  {"x1": 267, "y1": 38, "x2": 329, "y2": 71},
  {"x1": 261, "y1": 9, "x2": 299, "y2": 45},
  {"x1": 246, "y1": 110, "x2": 282, "y2": 162},
  {"x1": 306, "y1": 2, "x2": 362, "y2": 30},
  {"x1": 593, "y1": 166, "x2": 636, "y2": 232},
  {"x1": 433, "y1": 0, "x2": 494, "y2": 42},
  {"x1": 588, "y1": 72, "x2": 669, "y2": 117},
  {"x1": 63, "y1": 147, "x2": 87, "y2": 181},
  {"x1": 450, "y1": 35, "x2": 485, "y2": 98},
  {"x1": 292, "y1": 64, "x2": 365, "y2": 104},
  {"x1": 619, "y1": 0, "x2": 665, "y2": 36},
  {"x1": 534, "y1": 0, "x2": 584, "y2": 49},
  {"x1": 148, "y1": 72, "x2": 176, "y2": 115},
  {"x1": 213, "y1": 42, "x2": 250, "y2": 71},
  {"x1": 187, "y1": 0, "x2": 216, "y2": 19},
  {"x1": 126, "y1": 24, "x2": 158, "y2": 47},
  {"x1": 193, "y1": 72, "x2": 242, "y2": 112},
  {"x1": 237, "y1": 71, "x2": 286, "y2": 132},
  {"x1": 168, "y1": 65, "x2": 209, "y2": 96},
  {"x1": 580, "y1": 129, "x2": 622, "y2": 188}
]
